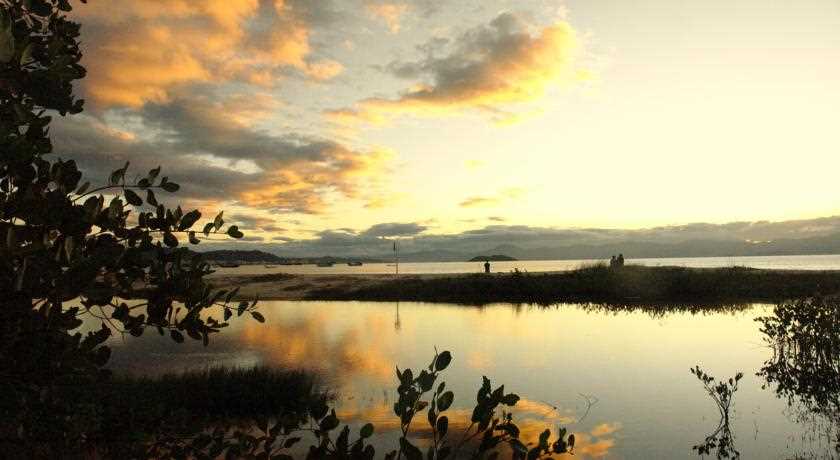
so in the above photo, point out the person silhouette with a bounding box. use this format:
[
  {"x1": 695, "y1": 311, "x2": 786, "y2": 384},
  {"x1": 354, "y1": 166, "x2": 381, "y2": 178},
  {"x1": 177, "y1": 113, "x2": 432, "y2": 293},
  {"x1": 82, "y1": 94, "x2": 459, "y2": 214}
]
[
  {"x1": 484, "y1": 260, "x2": 491, "y2": 273},
  {"x1": 617, "y1": 253, "x2": 625, "y2": 267},
  {"x1": 610, "y1": 255, "x2": 616, "y2": 268}
]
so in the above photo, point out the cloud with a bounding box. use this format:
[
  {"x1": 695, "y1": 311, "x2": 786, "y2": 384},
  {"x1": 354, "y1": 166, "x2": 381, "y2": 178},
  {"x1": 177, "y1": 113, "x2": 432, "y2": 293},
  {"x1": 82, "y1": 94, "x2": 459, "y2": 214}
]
[
  {"x1": 326, "y1": 12, "x2": 581, "y2": 125},
  {"x1": 360, "y1": 222, "x2": 428, "y2": 237},
  {"x1": 366, "y1": 2, "x2": 409, "y2": 33},
  {"x1": 229, "y1": 214, "x2": 840, "y2": 259},
  {"x1": 459, "y1": 196, "x2": 499, "y2": 208},
  {"x1": 72, "y1": 0, "x2": 343, "y2": 109},
  {"x1": 51, "y1": 92, "x2": 391, "y2": 214},
  {"x1": 228, "y1": 213, "x2": 289, "y2": 233},
  {"x1": 459, "y1": 188, "x2": 524, "y2": 208}
]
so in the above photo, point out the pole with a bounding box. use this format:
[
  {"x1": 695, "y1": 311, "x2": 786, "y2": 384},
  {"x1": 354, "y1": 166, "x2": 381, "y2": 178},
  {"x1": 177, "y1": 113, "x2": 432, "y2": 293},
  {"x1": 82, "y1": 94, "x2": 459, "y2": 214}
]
[{"x1": 394, "y1": 239, "x2": 399, "y2": 276}]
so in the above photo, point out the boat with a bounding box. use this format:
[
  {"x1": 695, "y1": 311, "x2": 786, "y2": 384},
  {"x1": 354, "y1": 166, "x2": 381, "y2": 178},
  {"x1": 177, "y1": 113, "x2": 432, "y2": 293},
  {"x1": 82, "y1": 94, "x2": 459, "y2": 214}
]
[
  {"x1": 217, "y1": 262, "x2": 240, "y2": 268},
  {"x1": 316, "y1": 261, "x2": 334, "y2": 267},
  {"x1": 347, "y1": 261, "x2": 363, "y2": 266}
]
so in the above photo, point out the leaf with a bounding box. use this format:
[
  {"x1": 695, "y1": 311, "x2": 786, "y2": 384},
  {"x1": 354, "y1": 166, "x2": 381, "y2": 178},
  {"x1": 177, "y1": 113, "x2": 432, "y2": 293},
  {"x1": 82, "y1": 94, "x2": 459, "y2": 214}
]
[
  {"x1": 436, "y1": 416, "x2": 448, "y2": 437},
  {"x1": 163, "y1": 231, "x2": 178, "y2": 248},
  {"x1": 400, "y1": 438, "x2": 423, "y2": 460},
  {"x1": 0, "y1": 12, "x2": 14, "y2": 64},
  {"x1": 170, "y1": 330, "x2": 184, "y2": 343},
  {"x1": 360, "y1": 423, "x2": 374, "y2": 439},
  {"x1": 437, "y1": 391, "x2": 454, "y2": 411},
  {"x1": 203, "y1": 222, "x2": 214, "y2": 236},
  {"x1": 188, "y1": 231, "x2": 200, "y2": 244},
  {"x1": 227, "y1": 225, "x2": 243, "y2": 239},
  {"x1": 214, "y1": 211, "x2": 224, "y2": 231},
  {"x1": 20, "y1": 42, "x2": 33, "y2": 65},
  {"x1": 161, "y1": 181, "x2": 180, "y2": 192},
  {"x1": 146, "y1": 189, "x2": 158, "y2": 207},
  {"x1": 179, "y1": 209, "x2": 201, "y2": 230},
  {"x1": 319, "y1": 410, "x2": 339, "y2": 431},
  {"x1": 148, "y1": 166, "x2": 161, "y2": 181},
  {"x1": 435, "y1": 350, "x2": 452, "y2": 371},
  {"x1": 501, "y1": 393, "x2": 520, "y2": 406},
  {"x1": 123, "y1": 189, "x2": 143, "y2": 206},
  {"x1": 251, "y1": 311, "x2": 265, "y2": 323}
]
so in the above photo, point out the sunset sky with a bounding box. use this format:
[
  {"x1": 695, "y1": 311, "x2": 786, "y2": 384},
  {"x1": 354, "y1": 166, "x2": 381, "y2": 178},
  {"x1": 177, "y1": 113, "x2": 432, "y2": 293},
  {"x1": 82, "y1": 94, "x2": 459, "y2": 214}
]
[{"x1": 56, "y1": 0, "x2": 840, "y2": 249}]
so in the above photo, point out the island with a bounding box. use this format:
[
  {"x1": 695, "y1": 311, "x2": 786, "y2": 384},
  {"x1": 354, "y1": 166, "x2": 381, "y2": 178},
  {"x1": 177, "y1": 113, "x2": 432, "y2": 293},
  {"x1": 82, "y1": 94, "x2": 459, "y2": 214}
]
[{"x1": 469, "y1": 254, "x2": 518, "y2": 262}]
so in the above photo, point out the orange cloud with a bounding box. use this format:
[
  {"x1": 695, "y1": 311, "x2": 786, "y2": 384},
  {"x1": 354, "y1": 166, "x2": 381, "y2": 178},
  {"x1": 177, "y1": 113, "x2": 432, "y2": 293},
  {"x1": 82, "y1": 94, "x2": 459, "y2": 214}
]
[
  {"x1": 238, "y1": 148, "x2": 393, "y2": 213},
  {"x1": 72, "y1": 0, "x2": 342, "y2": 109},
  {"x1": 239, "y1": 309, "x2": 396, "y2": 383},
  {"x1": 326, "y1": 13, "x2": 581, "y2": 125},
  {"x1": 366, "y1": 2, "x2": 410, "y2": 33}
]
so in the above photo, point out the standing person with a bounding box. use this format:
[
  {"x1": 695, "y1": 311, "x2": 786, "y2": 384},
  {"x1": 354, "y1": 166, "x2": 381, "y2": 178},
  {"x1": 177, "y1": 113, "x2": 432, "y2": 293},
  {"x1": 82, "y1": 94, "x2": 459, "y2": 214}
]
[
  {"x1": 610, "y1": 255, "x2": 616, "y2": 268},
  {"x1": 484, "y1": 260, "x2": 491, "y2": 273},
  {"x1": 617, "y1": 253, "x2": 625, "y2": 267}
]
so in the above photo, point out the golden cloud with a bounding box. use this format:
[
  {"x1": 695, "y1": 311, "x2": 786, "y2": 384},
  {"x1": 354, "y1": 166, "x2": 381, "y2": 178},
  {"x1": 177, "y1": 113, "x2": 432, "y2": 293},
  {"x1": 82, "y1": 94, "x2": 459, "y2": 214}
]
[
  {"x1": 326, "y1": 13, "x2": 581, "y2": 125},
  {"x1": 366, "y1": 2, "x2": 409, "y2": 33},
  {"x1": 238, "y1": 148, "x2": 393, "y2": 213},
  {"x1": 239, "y1": 308, "x2": 397, "y2": 383},
  {"x1": 72, "y1": 0, "x2": 342, "y2": 109}
]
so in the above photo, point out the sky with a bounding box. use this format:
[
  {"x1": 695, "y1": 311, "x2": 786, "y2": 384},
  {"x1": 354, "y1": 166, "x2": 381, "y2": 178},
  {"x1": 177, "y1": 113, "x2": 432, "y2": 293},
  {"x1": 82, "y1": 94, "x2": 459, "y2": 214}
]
[{"x1": 55, "y1": 0, "x2": 840, "y2": 252}]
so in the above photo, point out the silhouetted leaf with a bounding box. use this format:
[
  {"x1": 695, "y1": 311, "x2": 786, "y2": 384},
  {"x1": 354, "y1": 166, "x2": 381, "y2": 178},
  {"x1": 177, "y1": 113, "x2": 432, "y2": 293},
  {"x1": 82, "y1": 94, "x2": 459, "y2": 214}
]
[
  {"x1": 435, "y1": 351, "x2": 452, "y2": 371},
  {"x1": 170, "y1": 330, "x2": 184, "y2": 343},
  {"x1": 161, "y1": 181, "x2": 179, "y2": 192},
  {"x1": 437, "y1": 391, "x2": 454, "y2": 411},
  {"x1": 227, "y1": 225, "x2": 243, "y2": 239},
  {"x1": 123, "y1": 189, "x2": 142, "y2": 206},
  {"x1": 251, "y1": 311, "x2": 265, "y2": 323},
  {"x1": 146, "y1": 189, "x2": 158, "y2": 206},
  {"x1": 163, "y1": 232, "x2": 178, "y2": 247}
]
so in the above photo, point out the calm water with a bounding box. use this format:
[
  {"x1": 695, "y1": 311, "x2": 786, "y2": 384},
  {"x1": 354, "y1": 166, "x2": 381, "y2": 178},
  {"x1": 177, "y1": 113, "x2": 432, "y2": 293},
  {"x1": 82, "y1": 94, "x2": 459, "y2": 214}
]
[
  {"x1": 101, "y1": 300, "x2": 839, "y2": 459},
  {"x1": 212, "y1": 254, "x2": 840, "y2": 276}
]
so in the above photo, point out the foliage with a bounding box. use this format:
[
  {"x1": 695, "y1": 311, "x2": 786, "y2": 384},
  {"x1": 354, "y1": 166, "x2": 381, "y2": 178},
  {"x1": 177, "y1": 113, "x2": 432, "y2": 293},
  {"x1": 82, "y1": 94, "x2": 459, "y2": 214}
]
[
  {"x1": 135, "y1": 350, "x2": 575, "y2": 460},
  {"x1": 0, "y1": 0, "x2": 259, "y2": 455},
  {"x1": 689, "y1": 366, "x2": 743, "y2": 459},
  {"x1": 756, "y1": 297, "x2": 840, "y2": 412},
  {"x1": 756, "y1": 297, "x2": 840, "y2": 451}
]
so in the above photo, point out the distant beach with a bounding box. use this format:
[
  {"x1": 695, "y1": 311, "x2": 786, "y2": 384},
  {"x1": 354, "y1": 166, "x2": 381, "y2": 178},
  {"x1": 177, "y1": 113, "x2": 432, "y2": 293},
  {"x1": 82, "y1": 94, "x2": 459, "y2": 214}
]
[{"x1": 209, "y1": 264, "x2": 840, "y2": 305}]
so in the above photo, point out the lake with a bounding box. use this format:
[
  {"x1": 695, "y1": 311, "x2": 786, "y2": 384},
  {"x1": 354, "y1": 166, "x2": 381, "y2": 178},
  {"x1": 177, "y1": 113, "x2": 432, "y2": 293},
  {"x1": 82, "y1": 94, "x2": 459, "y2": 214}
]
[
  {"x1": 102, "y1": 300, "x2": 839, "y2": 459},
  {"x1": 212, "y1": 254, "x2": 840, "y2": 276}
]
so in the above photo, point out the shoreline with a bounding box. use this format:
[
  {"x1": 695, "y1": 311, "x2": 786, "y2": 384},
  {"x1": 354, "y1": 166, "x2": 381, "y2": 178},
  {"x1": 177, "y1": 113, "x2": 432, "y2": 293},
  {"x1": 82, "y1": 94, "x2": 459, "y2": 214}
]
[{"x1": 209, "y1": 265, "x2": 840, "y2": 305}]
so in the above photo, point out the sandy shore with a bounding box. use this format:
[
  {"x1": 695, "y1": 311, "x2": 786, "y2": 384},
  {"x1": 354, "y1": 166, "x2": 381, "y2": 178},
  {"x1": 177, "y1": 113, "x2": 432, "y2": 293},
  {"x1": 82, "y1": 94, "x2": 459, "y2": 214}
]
[
  {"x1": 208, "y1": 265, "x2": 840, "y2": 305},
  {"x1": 208, "y1": 272, "x2": 455, "y2": 300}
]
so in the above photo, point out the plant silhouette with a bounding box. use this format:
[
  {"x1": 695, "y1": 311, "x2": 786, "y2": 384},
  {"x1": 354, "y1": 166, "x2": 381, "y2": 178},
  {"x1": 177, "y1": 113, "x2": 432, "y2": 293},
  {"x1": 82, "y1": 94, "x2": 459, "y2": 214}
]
[
  {"x1": 690, "y1": 366, "x2": 743, "y2": 459},
  {"x1": 757, "y1": 297, "x2": 840, "y2": 452},
  {"x1": 0, "y1": 1, "x2": 259, "y2": 455}
]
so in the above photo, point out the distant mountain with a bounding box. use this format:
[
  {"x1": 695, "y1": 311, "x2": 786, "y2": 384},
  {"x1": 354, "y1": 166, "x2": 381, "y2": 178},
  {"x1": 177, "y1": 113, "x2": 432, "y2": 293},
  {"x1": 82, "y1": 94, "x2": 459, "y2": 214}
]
[
  {"x1": 192, "y1": 249, "x2": 385, "y2": 265},
  {"x1": 193, "y1": 216, "x2": 840, "y2": 262},
  {"x1": 195, "y1": 250, "x2": 283, "y2": 263},
  {"x1": 469, "y1": 255, "x2": 518, "y2": 261}
]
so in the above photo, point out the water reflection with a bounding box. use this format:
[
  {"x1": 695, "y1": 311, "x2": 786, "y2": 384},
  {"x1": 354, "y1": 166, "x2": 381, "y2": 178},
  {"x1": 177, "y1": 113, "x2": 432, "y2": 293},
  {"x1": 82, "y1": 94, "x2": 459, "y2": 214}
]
[
  {"x1": 96, "y1": 300, "x2": 840, "y2": 458},
  {"x1": 756, "y1": 297, "x2": 840, "y2": 453},
  {"x1": 332, "y1": 397, "x2": 620, "y2": 458}
]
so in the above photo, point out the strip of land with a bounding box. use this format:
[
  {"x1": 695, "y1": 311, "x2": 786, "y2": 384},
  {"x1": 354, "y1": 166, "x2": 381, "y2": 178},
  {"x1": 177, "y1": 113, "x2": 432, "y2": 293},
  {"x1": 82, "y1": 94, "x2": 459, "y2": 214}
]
[{"x1": 209, "y1": 265, "x2": 840, "y2": 305}]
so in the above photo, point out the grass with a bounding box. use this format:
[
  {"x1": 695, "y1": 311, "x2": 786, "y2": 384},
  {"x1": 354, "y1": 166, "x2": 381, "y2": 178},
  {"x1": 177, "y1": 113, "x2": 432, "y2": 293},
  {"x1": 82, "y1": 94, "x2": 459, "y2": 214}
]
[
  {"x1": 306, "y1": 264, "x2": 840, "y2": 305},
  {"x1": 103, "y1": 366, "x2": 327, "y2": 419}
]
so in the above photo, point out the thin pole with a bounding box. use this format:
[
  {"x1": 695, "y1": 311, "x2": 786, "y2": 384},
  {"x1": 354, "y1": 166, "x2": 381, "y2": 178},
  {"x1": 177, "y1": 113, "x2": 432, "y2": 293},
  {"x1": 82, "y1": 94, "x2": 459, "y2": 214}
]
[{"x1": 394, "y1": 239, "x2": 399, "y2": 276}]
